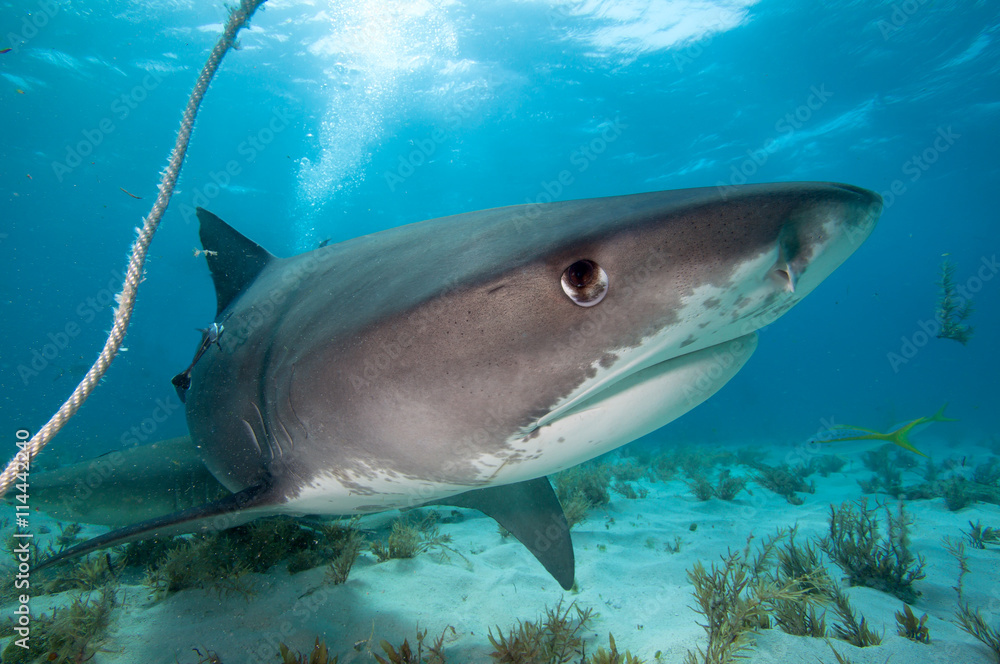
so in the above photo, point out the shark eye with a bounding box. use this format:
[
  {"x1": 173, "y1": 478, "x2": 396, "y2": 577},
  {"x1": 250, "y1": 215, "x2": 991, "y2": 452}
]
[{"x1": 561, "y1": 259, "x2": 608, "y2": 307}]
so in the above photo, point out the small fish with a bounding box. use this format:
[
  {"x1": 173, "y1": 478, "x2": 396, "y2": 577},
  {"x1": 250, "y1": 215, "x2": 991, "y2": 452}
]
[
  {"x1": 0, "y1": 48, "x2": 11, "y2": 54},
  {"x1": 119, "y1": 186, "x2": 142, "y2": 199},
  {"x1": 813, "y1": 404, "x2": 956, "y2": 457}
]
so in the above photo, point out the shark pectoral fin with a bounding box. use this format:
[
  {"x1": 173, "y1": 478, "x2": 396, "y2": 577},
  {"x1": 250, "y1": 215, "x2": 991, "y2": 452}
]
[
  {"x1": 438, "y1": 477, "x2": 575, "y2": 590},
  {"x1": 36, "y1": 482, "x2": 281, "y2": 570}
]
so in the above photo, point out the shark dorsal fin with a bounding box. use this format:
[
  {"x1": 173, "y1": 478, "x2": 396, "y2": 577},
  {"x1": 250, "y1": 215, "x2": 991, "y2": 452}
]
[{"x1": 196, "y1": 208, "x2": 275, "y2": 316}]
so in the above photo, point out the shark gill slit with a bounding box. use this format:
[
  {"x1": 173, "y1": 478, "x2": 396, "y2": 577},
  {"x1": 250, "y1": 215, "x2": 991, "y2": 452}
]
[{"x1": 240, "y1": 419, "x2": 263, "y2": 455}]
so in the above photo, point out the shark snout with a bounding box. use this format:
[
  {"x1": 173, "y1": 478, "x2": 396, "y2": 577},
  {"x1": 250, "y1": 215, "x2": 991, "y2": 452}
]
[
  {"x1": 829, "y1": 182, "x2": 883, "y2": 235},
  {"x1": 770, "y1": 182, "x2": 881, "y2": 299}
]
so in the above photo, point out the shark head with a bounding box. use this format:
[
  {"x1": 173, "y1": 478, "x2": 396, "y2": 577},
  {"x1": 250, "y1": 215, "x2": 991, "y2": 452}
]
[
  {"x1": 186, "y1": 182, "x2": 880, "y2": 513},
  {"x1": 38, "y1": 182, "x2": 880, "y2": 589}
]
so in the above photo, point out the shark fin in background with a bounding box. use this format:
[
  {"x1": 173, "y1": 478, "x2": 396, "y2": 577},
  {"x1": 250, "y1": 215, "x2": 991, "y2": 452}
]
[{"x1": 36, "y1": 482, "x2": 282, "y2": 570}]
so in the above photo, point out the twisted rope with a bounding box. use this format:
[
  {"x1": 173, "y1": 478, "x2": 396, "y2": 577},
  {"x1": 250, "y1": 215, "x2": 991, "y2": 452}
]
[{"x1": 0, "y1": 0, "x2": 268, "y2": 498}]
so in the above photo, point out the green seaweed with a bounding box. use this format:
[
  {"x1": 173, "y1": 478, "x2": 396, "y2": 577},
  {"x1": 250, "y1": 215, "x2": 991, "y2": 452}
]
[
  {"x1": 122, "y1": 516, "x2": 365, "y2": 585},
  {"x1": 955, "y1": 603, "x2": 1000, "y2": 663},
  {"x1": 584, "y1": 634, "x2": 644, "y2": 664},
  {"x1": 809, "y1": 454, "x2": 847, "y2": 477},
  {"x1": 945, "y1": 477, "x2": 976, "y2": 511},
  {"x1": 554, "y1": 462, "x2": 612, "y2": 508},
  {"x1": 118, "y1": 537, "x2": 185, "y2": 569},
  {"x1": 650, "y1": 447, "x2": 720, "y2": 482},
  {"x1": 936, "y1": 259, "x2": 974, "y2": 345},
  {"x1": 279, "y1": 637, "x2": 338, "y2": 664},
  {"x1": 828, "y1": 584, "x2": 883, "y2": 647},
  {"x1": 769, "y1": 527, "x2": 832, "y2": 638},
  {"x1": 41, "y1": 553, "x2": 119, "y2": 594},
  {"x1": 965, "y1": 520, "x2": 1000, "y2": 549},
  {"x1": 771, "y1": 596, "x2": 826, "y2": 638},
  {"x1": 610, "y1": 458, "x2": 648, "y2": 483},
  {"x1": 943, "y1": 537, "x2": 970, "y2": 602},
  {"x1": 895, "y1": 603, "x2": 930, "y2": 643},
  {"x1": 370, "y1": 515, "x2": 468, "y2": 569},
  {"x1": 371, "y1": 519, "x2": 421, "y2": 561},
  {"x1": 0, "y1": 587, "x2": 117, "y2": 664},
  {"x1": 974, "y1": 458, "x2": 1000, "y2": 487},
  {"x1": 683, "y1": 530, "x2": 812, "y2": 664},
  {"x1": 611, "y1": 481, "x2": 648, "y2": 500},
  {"x1": 750, "y1": 463, "x2": 815, "y2": 505},
  {"x1": 559, "y1": 492, "x2": 592, "y2": 530},
  {"x1": 374, "y1": 627, "x2": 450, "y2": 664},
  {"x1": 685, "y1": 474, "x2": 714, "y2": 501},
  {"x1": 712, "y1": 469, "x2": 748, "y2": 501},
  {"x1": 776, "y1": 527, "x2": 832, "y2": 598},
  {"x1": 143, "y1": 536, "x2": 253, "y2": 599},
  {"x1": 859, "y1": 445, "x2": 903, "y2": 496},
  {"x1": 54, "y1": 523, "x2": 84, "y2": 550},
  {"x1": 684, "y1": 470, "x2": 746, "y2": 502},
  {"x1": 900, "y1": 477, "x2": 1000, "y2": 508},
  {"x1": 488, "y1": 600, "x2": 592, "y2": 664},
  {"x1": 922, "y1": 455, "x2": 938, "y2": 482},
  {"x1": 818, "y1": 499, "x2": 925, "y2": 603},
  {"x1": 325, "y1": 527, "x2": 366, "y2": 585}
]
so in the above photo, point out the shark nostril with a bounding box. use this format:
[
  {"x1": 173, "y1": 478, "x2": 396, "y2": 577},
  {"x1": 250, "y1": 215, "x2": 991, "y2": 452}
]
[
  {"x1": 770, "y1": 226, "x2": 802, "y2": 293},
  {"x1": 772, "y1": 266, "x2": 797, "y2": 293}
]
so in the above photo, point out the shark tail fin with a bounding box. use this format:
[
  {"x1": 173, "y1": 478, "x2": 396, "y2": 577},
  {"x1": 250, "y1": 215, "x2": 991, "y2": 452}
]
[{"x1": 37, "y1": 482, "x2": 281, "y2": 570}]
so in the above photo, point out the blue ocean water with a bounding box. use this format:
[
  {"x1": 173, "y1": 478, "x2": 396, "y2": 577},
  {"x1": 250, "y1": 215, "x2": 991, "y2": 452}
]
[{"x1": 0, "y1": 0, "x2": 997, "y2": 463}]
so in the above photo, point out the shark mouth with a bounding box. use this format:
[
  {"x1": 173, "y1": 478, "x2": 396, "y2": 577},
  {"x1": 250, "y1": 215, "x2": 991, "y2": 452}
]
[{"x1": 493, "y1": 333, "x2": 759, "y2": 485}]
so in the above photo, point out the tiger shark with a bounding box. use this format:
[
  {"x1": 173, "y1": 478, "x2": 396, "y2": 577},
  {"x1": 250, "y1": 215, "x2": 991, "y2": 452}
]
[{"x1": 37, "y1": 182, "x2": 881, "y2": 588}]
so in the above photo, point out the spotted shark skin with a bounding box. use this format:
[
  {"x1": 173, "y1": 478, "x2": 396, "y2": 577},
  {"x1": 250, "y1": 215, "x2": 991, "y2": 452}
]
[{"x1": 38, "y1": 183, "x2": 881, "y2": 588}]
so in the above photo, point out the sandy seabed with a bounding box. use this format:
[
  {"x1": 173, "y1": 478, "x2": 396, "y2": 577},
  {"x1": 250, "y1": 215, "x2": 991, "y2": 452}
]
[{"x1": 3, "y1": 436, "x2": 999, "y2": 664}]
